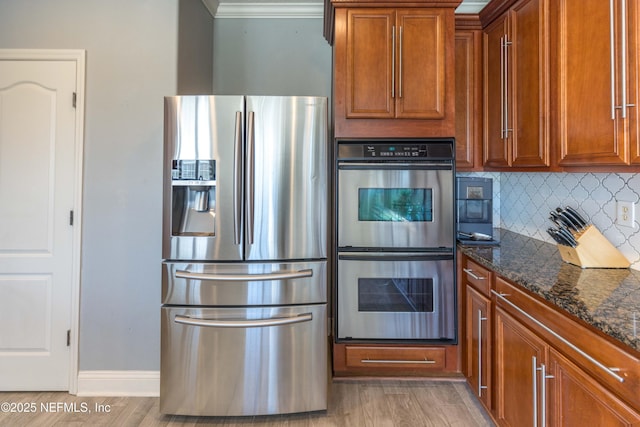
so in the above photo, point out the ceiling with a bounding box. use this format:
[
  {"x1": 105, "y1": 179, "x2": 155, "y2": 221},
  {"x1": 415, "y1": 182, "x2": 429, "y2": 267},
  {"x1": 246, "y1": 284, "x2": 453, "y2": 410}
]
[{"x1": 203, "y1": 0, "x2": 489, "y2": 18}]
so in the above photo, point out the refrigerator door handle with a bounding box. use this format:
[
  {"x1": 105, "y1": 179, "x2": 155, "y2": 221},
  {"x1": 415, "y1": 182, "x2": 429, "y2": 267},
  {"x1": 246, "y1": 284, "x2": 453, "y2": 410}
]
[
  {"x1": 175, "y1": 268, "x2": 313, "y2": 282},
  {"x1": 233, "y1": 111, "x2": 243, "y2": 245},
  {"x1": 174, "y1": 313, "x2": 313, "y2": 328},
  {"x1": 246, "y1": 110, "x2": 255, "y2": 245}
]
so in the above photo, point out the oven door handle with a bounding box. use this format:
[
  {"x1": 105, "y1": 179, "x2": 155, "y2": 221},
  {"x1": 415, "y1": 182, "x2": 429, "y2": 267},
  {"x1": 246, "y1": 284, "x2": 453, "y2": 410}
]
[
  {"x1": 338, "y1": 162, "x2": 452, "y2": 171},
  {"x1": 174, "y1": 313, "x2": 313, "y2": 328},
  {"x1": 175, "y1": 269, "x2": 313, "y2": 281},
  {"x1": 338, "y1": 253, "x2": 453, "y2": 262}
]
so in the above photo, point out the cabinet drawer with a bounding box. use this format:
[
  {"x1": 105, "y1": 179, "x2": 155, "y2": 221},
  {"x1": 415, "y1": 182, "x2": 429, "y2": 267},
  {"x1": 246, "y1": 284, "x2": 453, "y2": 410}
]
[
  {"x1": 462, "y1": 258, "x2": 491, "y2": 295},
  {"x1": 494, "y1": 276, "x2": 640, "y2": 411},
  {"x1": 345, "y1": 346, "x2": 446, "y2": 370}
]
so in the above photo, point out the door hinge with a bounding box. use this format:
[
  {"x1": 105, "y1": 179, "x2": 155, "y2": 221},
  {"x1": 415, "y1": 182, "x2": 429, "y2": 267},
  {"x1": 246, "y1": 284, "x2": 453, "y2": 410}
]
[
  {"x1": 69, "y1": 210, "x2": 74, "y2": 226},
  {"x1": 72, "y1": 92, "x2": 77, "y2": 108},
  {"x1": 66, "y1": 330, "x2": 71, "y2": 347}
]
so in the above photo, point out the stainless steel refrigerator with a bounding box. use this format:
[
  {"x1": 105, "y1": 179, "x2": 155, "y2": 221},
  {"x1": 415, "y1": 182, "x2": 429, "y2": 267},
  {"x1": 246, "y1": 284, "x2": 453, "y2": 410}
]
[{"x1": 160, "y1": 96, "x2": 328, "y2": 416}]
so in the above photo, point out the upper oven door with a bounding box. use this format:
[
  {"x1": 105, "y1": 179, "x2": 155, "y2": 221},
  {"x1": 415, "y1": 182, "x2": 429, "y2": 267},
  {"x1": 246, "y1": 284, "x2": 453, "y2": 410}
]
[{"x1": 338, "y1": 163, "x2": 454, "y2": 249}]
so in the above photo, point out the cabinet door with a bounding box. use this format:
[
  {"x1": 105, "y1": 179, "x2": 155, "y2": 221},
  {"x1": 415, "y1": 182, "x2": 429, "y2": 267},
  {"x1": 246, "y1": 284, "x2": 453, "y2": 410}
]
[
  {"x1": 626, "y1": 0, "x2": 640, "y2": 165},
  {"x1": 396, "y1": 9, "x2": 446, "y2": 119},
  {"x1": 483, "y1": 15, "x2": 510, "y2": 167},
  {"x1": 554, "y1": 0, "x2": 629, "y2": 166},
  {"x1": 547, "y1": 348, "x2": 640, "y2": 427},
  {"x1": 345, "y1": 9, "x2": 395, "y2": 119},
  {"x1": 510, "y1": 0, "x2": 549, "y2": 167},
  {"x1": 455, "y1": 29, "x2": 482, "y2": 170},
  {"x1": 466, "y1": 285, "x2": 492, "y2": 409},
  {"x1": 495, "y1": 305, "x2": 547, "y2": 427}
]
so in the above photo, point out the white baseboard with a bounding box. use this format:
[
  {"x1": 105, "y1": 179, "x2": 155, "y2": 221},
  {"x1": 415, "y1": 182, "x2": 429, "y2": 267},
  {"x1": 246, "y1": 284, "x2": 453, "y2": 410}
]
[{"x1": 75, "y1": 370, "x2": 159, "y2": 397}]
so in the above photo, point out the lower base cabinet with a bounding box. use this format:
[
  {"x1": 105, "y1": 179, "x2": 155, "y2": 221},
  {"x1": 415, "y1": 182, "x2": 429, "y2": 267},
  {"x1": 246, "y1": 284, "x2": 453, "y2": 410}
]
[
  {"x1": 460, "y1": 254, "x2": 640, "y2": 426},
  {"x1": 494, "y1": 305, "x2": 547, "y2": 427},
  {"x1": 332, "y1": 343, "x2": 461, "y2": 376},
  {"x1": 547, "y1": 348, "x2": 640, "y2": 426}
]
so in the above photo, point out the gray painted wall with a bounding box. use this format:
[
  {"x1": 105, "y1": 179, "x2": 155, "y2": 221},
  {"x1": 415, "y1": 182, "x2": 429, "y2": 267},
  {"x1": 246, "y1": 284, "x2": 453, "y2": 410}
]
[
  {"x1": 178, "y1": 0, "x2": 214, "y2": 94},
  {"x1": 0, "y1": 2, "x2": 329, "y2": 372},
  {"x1": 212, "y1": 18, "x2": 331, "y2": 97},
  {"x1": 0, "y1": 0, "x2": 181, "y2": 370}
]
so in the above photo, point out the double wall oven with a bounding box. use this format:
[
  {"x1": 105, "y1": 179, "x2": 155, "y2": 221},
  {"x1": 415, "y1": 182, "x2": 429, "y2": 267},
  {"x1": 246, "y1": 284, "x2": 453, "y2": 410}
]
[{"x1": 336, "y1": 139, "x2": 456, "y2": 342}]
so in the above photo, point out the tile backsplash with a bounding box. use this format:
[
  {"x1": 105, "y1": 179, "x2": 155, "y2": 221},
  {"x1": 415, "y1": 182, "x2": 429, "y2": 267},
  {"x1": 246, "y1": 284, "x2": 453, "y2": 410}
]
[{"x1": 458, "y1": 172, "x2": 640, "y2": 271}]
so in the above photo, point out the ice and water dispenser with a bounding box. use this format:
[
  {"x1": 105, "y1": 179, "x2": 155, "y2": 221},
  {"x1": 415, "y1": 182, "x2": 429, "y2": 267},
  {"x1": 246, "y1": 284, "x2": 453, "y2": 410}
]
[{"x1": 170, "y1": 159, "x2": 216, "y2": 236}]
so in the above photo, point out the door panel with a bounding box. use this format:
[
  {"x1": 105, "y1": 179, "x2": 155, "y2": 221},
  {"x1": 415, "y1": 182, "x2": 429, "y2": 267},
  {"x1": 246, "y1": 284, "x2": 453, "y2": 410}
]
[
  {"x1": 345, "y1": 9, "x2": 395, "y2": 118},
  {"x1": 397, "y1": 9, "x2": 446, "y2": 119},
  {"x1": 163, "y1": 95, "x2": 245, "y2": 261},
  {"x1": 338, "y1": 166, "x2": 454, "y2": 249},
  {"x1": 246, "y1": 96, "x2": 327, "y2": 261},
  {"x1": 0, "y1": 59, "x2": 77, "y2": 390},
  {"x1": 162, "y1": 260, "x2": 327, "y2": 306},
  {"x1": 337, "y1": 253, "x2": 455, "y2": 340},
  {"x1": 160, "y1": 304, "x2": 327, "y2": 416}
]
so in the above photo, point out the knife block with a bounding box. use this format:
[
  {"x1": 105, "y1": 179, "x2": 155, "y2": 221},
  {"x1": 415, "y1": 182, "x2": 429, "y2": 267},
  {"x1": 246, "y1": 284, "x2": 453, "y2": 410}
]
[{"x1": 556, "y1": 225, "x2": 630, "y2": 269}]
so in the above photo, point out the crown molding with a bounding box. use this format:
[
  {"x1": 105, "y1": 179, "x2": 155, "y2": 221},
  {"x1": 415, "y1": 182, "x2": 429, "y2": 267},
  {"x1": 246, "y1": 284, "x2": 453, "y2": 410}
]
[
  {"x1": 201, "y1": 0, "x2": 220, "y2": 17},
  {"x1": 455, "y1": 1, "x2": 488, "y2": 13},
  {"x1": 205, "y1": 0, "x2": 486, "y2": 19},
  {"x1": 215, "y1": 2, "x2": 324, "y2": 18}
]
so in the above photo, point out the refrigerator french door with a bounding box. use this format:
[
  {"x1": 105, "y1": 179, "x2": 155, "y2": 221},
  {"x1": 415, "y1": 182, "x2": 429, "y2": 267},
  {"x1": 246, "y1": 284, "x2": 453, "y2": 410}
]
[
  {"x1": 161, "y1": 96, "x2": 328, "y2": 416},
  {"x1": 163, "y1": 95, "x2": 328, "y2": 261}
]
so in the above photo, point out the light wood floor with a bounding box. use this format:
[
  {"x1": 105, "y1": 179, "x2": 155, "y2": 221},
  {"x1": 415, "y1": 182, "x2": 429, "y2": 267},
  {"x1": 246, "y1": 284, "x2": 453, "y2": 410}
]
[{"x1": 0, "y1": 379, "x2": 495, "y2": 426}]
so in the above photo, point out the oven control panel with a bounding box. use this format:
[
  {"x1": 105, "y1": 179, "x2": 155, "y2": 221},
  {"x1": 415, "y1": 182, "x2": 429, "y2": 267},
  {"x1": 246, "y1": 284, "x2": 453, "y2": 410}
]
[
  {"x1": 337, "y1": 139, "x2": 454, "y2": 161},
  {"x1": 364, "y1": 144, "x2": 426, "y2": 158}
]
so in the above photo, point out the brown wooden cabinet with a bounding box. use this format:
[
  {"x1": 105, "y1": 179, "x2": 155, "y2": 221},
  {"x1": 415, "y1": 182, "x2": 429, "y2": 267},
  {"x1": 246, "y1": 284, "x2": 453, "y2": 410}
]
[
  {"x1": 494, "y1": 304, "x2": 547, "y2": 426},
  {"x1": 461, "y1": 258, "x2": 492, "y2": 410},
  {"x1": 332, "y1": 342, "x2": 460, "y2": 376},
  {"x1": 552, "y1": 0, "x2": 640, "y2": 168},
  {"x1": 547, "y1": 348, "x2": 640, "y2": 426},
  {"x1": 332, "y1": 3, "x2": 457, "y2": 138},
  {"x1": 455, "y1": 16, "x2": 483, "y2": 170},
  {"x1": 482, "y1": 0, "x2": 550, "y2": 169},
  {"x1": 492, "y1": 274, "x2": 640, "y2": 426},
  {"x1": 459, "y1": 253, "x2": 640, "y2": 425}
]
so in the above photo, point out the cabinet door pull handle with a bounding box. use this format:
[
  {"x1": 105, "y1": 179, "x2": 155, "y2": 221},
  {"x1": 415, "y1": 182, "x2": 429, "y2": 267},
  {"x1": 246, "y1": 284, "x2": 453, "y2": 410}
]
[
  {"x1": 478, "y1": 309, "x2": 488, "y2": 397},
  {"x1": 533, "y1": 357, "x2": 539, "y2": 427},
  {"x1": 610, "y1": 0, "x2": 619, "y2": 119},
  {"x1": 391, "y1": 25, "x2": 396, "y2": 99},
  {"x1": 463, "y1": 268, "x2": 486, "y2": 280},
  {"x1": 399, "y1": 25, "x2": 403, "y2": 99},
  {"x1": 500, "y1": 35, "x2": 505, "y2": 139},
  {"x1": 492, "y1": 290, "x2": 625, "y2": 383},
  {"x1": 361, "y1": 358, "x2": 436, "y2": 364}
]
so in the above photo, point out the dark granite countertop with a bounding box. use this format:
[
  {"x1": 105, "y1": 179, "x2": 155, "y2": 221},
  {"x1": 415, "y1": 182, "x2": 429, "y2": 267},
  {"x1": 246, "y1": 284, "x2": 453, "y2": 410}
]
[{"x1": 458, "y1": 229, "x2": 640, "y2": 354}]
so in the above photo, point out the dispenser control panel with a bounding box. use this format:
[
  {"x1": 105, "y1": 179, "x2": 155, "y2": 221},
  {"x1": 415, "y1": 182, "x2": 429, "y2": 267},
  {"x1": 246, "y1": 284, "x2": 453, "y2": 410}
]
[{"x1": 172, "y1": 160, "x2": 216, "y2": 182}]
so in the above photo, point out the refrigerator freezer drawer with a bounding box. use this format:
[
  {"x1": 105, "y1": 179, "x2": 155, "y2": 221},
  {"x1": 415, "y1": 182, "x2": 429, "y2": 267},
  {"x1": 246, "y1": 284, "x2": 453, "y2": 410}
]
[
  {"x1": 160, "y1": 304, "x2": 328, "y2": 416},
  {"x1": 162, "y1": 260, "x2": 327, "y2": 306}
]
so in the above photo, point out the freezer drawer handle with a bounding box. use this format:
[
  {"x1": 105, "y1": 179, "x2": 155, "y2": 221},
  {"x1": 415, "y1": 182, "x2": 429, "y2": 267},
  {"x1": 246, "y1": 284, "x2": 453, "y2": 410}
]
[
  {"x1": 175, "y1": 268, "x2": 313, "y2": 281},
  {"x1": 174, "y1": 313, "x2": 313, "y2": 328}
]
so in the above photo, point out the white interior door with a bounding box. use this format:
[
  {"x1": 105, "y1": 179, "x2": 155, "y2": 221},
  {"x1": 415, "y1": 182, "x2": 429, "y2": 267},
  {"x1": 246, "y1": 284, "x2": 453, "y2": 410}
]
[{"x1": 0, "y1": 52, "x2": 83, "y2": 391}]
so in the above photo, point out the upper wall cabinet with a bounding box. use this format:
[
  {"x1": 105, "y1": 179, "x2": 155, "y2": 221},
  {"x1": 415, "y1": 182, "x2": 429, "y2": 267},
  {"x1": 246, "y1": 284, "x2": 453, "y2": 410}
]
[
  {"x1": 552, "y1": 0, "x2": 640, "y2": 168},
  {"x1": 455, "y1": 16, "x2": 483, "y2": 170},
  {"x1": 482, "y1": 0, "x2": 550, "y2": 169},
  {"x1": 332, "y1": 1, "x2": 460, "y2": 138}
]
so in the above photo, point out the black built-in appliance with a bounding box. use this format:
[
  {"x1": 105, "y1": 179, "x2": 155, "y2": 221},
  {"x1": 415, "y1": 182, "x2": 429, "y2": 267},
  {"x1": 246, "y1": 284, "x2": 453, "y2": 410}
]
[
  {"x1": 335, "y1": 139, "x2": 456, "y2": 342},
  {"x1": 456, "y1": 176, "x2": 497, "y2": 244}
]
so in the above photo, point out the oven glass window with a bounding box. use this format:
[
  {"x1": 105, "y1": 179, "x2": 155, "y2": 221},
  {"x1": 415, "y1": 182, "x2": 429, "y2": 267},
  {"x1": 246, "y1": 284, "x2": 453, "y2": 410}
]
[
  {"x1": 358, "y1": 188, "x2": 433, "y2": 222},
  {"x1": 358, "y1": 278, "x2": 434, "y2": 312}
]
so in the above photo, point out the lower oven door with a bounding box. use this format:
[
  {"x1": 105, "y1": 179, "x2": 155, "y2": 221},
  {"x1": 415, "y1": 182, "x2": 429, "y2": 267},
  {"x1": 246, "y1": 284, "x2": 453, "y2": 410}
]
[
  {"x1": 160, "y1": 304, "x2": 327, "y2": 416},
  {"x1": 337, "y1": 252, "x2": 455, "y2": 341}
]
